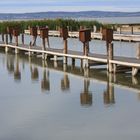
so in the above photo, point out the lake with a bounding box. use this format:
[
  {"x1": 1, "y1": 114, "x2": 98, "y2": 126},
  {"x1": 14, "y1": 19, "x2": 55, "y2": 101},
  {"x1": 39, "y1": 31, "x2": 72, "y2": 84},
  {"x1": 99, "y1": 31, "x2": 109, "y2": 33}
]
[
  {"x1": 0, "y1": 36, "x2": 140, "y2": 140},
  {"x1": 78, "y1": 16, "x2": 140, "y2": 24}
]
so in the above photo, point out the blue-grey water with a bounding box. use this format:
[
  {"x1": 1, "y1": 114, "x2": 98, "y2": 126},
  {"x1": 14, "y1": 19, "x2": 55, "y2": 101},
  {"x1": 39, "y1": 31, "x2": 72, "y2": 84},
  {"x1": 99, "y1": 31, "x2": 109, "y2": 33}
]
[
  {"x1": 0, "y1": 36, "x2": 140, "y2": 140},
  {"x1": 78, "y1": 17, "x2": 140, "y2": 24}
]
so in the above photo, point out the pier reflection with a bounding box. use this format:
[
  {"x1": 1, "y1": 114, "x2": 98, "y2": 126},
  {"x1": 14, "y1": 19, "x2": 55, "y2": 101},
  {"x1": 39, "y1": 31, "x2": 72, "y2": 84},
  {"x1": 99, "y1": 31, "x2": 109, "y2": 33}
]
[
  {"x1": 6, "y1": 54, "x2": 14, "y2": 74},
  {"x1": 80, "y1": 79, "x2": 92, "y2": 107},
  {"x1": 103, "y1": 74, "x2": 115, "y2": 105},
  {"x1": 41, "y1": 69, "x2": 50, "y2": 92},
  {"x1": 3, "y1": 52, "x2": 140, "y2": 107},
  {"x1": 30, "y1": 66, "x2": 39, "y2": 81},
  {"x1": 14, "y1": 55, "x2": 21, "y2": 81},
  {"x1": 61, "y1": 74, "x2": 70, "y2": 91}
]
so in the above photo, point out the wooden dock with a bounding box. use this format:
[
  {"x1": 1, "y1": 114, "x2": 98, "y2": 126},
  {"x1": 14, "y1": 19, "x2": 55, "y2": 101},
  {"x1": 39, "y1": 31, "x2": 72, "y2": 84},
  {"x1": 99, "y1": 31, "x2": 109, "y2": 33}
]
[
  {"x1": 1, "y1": 26, "x2": 140, "y2": 77},
  {"x1": 0, "y1": 40, "x2": 140, "y2": 76}
]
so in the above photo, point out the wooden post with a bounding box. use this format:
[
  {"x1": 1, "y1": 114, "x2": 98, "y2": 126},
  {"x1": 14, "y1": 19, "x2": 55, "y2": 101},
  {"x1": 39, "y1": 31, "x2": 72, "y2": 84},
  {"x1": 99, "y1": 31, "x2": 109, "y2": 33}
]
[
  {"x1": 5, "y1": 34, "x2": 8, "y2": 44},
  {"x1": 46, "y1": 38, "x2": 50, "y2": 48},
  {"x1": 1, "y1": 33, "x2": 5, "y2": 42},
  {"x1": 119, "y1": 27, "x2": 122, "y2": 34},
  {"x1": 15, "y1": 36, "x2": 18, "y2": 46},
  {"x1": 136, "y1": 43, "x2": 140, "y2": 59},
  {"x1": 9, "y1": 34, "x2": 12, "y2": 43},
  {"x1": 32, "y1": 36, "x2": 37, "y2": 46},
  {"x1": 64, "y1": 40, "x2": 68, "y2": 54},
  {"x1": 21, "y1": 33, "x2": 24, "y2": 44},
  {"x1": 42, "y1": 38, "x2": 46, "y2": 50},
  {"x1": 83, "y1": 42, "x2": 89, "y2": 56},
  {"x1": 131, "y1": 26, "x2": 134, "y2": 35},
  {"x1": 63, "y1": 39, "x2": 68, "y2": 64},
  {"x1": 108, "y1": 43, "x2": 114, "y2": 73}
]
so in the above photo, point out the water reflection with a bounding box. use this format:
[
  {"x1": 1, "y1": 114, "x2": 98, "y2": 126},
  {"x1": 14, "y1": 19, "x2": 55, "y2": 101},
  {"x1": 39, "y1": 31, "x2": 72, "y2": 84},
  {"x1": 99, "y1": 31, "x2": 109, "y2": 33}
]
[
  {"x1": 14, "y1": 55, "x2": 21, "y2": 81},
  {"x1": 41, "y1": 69, "x2": 50, "y2": 92},
  {"x1": 3, "y1": 52, "x2": 140, "y2": 107},
  {"x1": 61, "y1": 74, "x2": 70, "y2": 91},
  {"x1": 6, "y1": 54, "x2": 14, "y2": 74},
  {"x1": 30, "y1": 66, "x2": 39, "y2": 81},
  {"x1": 103, "y1": 75, "x2": 115, "y2": 105},
  {"x1": 80, "y1": 79, "x2": 92, "y2": 107}
]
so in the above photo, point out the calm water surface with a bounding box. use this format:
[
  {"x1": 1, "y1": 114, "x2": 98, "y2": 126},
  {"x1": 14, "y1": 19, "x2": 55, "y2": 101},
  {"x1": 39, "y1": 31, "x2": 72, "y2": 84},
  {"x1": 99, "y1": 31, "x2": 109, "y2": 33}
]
[{"x1": 0, "y1": 37, "x2": 140, "y2": 140}]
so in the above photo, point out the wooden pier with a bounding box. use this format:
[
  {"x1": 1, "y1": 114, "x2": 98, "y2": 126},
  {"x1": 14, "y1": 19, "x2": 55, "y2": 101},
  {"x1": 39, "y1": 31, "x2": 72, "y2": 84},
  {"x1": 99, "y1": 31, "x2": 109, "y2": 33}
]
[{"x1": 1, "y1": 27, "x2": 140, "y2": 76}]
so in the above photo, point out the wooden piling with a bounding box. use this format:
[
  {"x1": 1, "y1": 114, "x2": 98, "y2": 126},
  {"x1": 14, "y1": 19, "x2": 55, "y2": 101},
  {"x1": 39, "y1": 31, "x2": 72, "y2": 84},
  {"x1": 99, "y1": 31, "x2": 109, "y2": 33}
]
[
  {"x1": 131, "y1": 26, "x2": 134, "y2": 35},
  {"x1": 5, "y1": 34, "x2": 8, "y2": 44},
  {"x1": 21, "y1": 33, "x2": 24, "y2": 44},
  {"x1": 108, "y1": 43, "x2": 114, "y2": 73},
  {"x1": 136, "y1": 43, "x2": 140, "y2": 59},
  {"x1": 2, "y1": 33, "x2": 5, "y2": 42},
  {"x1": 63, "y1": 39, "x2": 68, "y2": 64},
  {"x1": 15, "y1": 36, "x2": 18, "y2": 46}
]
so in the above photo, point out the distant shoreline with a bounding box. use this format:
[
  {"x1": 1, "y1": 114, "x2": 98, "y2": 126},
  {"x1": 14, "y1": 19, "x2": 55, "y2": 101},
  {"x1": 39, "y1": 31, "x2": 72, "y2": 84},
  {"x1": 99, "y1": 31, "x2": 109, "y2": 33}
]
[{"x1": 0, "y1": 11, "x2": 140, "y2": 24}]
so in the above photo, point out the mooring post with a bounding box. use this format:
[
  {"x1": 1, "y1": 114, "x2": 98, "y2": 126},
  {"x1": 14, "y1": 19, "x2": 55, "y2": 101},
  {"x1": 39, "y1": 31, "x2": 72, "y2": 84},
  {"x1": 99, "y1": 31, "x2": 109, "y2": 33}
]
[
  {"x1": 79, "y1": 28, "x2": 91, "y2": 68},
  {"x1": 63, "y1": 39, "x2": 68, "y2": 64},
  {"x1": 2, "y1": 33, "x2": 5, "y2": 42},
  {"x1": 102, "y1": 28, "x2": 113, "y2": 72},
  {"x1": 7, "y1": 26, "x2": 13, "y2": 43},
  {"x1": 5, "y1": 33, "x2": 9, "y2": 53},
  {"x1": 5, "y1": 34, "x2": 8, "y2": 44},
  {"x1": 13, "y1": 28, "x2": 20, "y2": 54},
  {"x1": 131, "y1": 26, "x2": 134, "y2": 35},
  {"x1": 119, "y1": 26, "x2": 122, "y2": 34},
  {"x1": 136, "y1": 43, "x2": 140, "y2": 59},
  {"x1": 39, "y1": 27, "x2": 50, "y2": 59},
  {"x1": 40, "y1": 27, "x2": 49, "y2": 50},
  {"x1": 21, "y1": 33, "x2": 24, "y2": 44},
  {"x1": 30, "y1": 27, "x2": 37, "y2": 46},
  {"x1": 108, "y1": 43, "x2": 114, "y2": 73},
  {"x1": 60, "y1": 27, "x2": 68, "y2": 64}
]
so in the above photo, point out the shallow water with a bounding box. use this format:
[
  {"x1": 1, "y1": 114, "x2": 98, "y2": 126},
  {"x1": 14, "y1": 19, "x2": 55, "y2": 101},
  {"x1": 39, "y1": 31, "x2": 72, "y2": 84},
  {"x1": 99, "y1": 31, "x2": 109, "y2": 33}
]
[{"x1": 0, "y1": 36, "x2": 140, "y2": 140}]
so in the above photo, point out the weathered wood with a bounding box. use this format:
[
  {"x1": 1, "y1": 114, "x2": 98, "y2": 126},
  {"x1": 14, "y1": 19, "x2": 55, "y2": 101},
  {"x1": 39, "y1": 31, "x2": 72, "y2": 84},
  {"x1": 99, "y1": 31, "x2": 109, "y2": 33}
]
[
  {"x1": 21, "y1": 33, "x2": 24, "y2": 44},
  {"x1": 136, "y1": 43, "x2": 140, "y2": 59},
  {"x1": 1, "y1": 33, "x2": 5, "y2": 42},
  {"x1": 108, "y1": 43, "x2": 114, "y2": 73},
  {"x1": 6, "y1": 34, "x2": 8, "y2": 44},
  {"x1": 63, "y1": 39, "x2": 68, "y2": 64},
  {"x1": 15, "y1": 36, "x2": 18, "y2": 46}
]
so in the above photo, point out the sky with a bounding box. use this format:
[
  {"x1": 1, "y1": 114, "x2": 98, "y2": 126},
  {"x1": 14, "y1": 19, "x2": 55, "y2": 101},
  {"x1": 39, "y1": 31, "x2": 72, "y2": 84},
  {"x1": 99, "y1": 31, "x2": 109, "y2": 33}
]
[{"x1": 0, "y1": 0, "x2": 140, "y2": 13}]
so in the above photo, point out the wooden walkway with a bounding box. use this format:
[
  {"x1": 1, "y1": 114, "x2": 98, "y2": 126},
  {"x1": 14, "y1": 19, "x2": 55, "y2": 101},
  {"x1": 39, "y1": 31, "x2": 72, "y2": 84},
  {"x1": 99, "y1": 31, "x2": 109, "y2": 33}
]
[{"x1": 0, "y1": 41, "x2": 140, "y2": 76}]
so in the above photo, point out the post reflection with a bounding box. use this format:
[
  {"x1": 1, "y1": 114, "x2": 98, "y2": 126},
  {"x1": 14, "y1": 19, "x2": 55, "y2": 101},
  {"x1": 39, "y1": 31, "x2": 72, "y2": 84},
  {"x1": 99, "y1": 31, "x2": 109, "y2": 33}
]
[
  {"x1": 3, "y1": 52, "x2": 140, "y2": 106},
  {"x1": 80, "y1": 79, "x2": 92, "y2": 107},
  {"x1": 61, "y1": 73, "x2": 70, "y2": 91},
  {"x1": 41, "y1": 69, "x2": 50, "y2": 92},
  {"x1": 6, "y1": 54, "x2": 14, "y2": 74},
  {"x1": 103, "y1": 74, "x2": 115, "y2": 105},
  {"x1": 30, "y1": 66, "x2": 39, "y2": 81},
  {"x1": 14, "y1": 55, "x2": 21, "y2": 81}
]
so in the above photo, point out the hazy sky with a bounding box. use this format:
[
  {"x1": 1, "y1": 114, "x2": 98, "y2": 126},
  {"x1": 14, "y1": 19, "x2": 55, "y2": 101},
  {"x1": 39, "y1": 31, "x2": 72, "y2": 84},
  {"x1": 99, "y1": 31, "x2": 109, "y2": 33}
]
[{"x1": 0, "y1": 0, "x2": 139, "y2": 13}]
